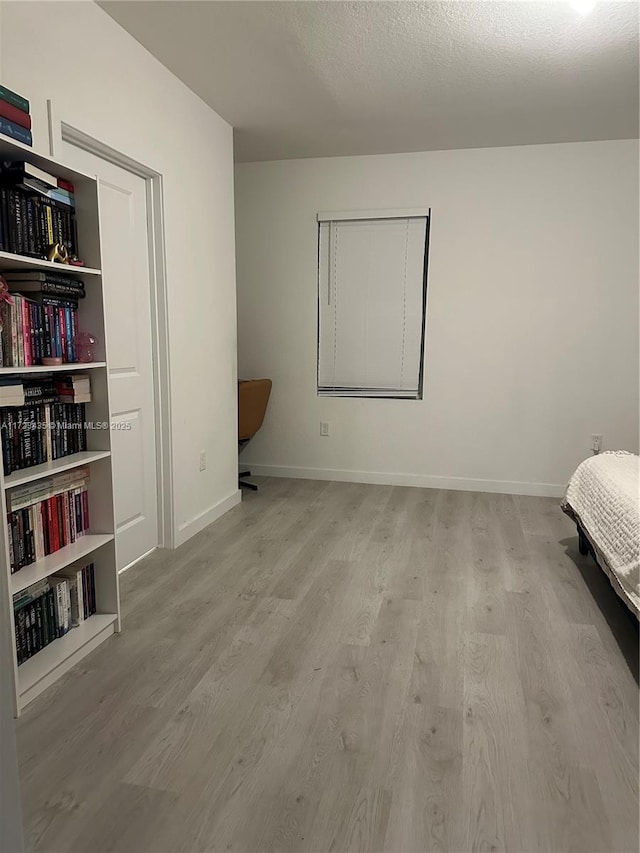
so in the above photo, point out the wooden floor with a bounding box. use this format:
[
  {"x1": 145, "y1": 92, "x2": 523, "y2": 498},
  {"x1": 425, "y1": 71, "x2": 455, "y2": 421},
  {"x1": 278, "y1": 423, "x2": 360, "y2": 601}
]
[{"x1": 17, "y1": 478, "x2": 639, "y2": 853}]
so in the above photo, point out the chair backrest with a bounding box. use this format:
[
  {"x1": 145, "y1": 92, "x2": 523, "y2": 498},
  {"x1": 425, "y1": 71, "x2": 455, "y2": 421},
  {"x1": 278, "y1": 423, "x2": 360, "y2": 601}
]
[{"x1": 238, "y1": 379, "x2": 272, "y2": 441}]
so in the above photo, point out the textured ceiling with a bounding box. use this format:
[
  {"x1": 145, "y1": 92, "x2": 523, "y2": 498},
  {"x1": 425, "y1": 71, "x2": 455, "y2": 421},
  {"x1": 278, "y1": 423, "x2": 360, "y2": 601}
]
[{"x1": 99, "y1": 1, "x2": 639, "y2": 162}]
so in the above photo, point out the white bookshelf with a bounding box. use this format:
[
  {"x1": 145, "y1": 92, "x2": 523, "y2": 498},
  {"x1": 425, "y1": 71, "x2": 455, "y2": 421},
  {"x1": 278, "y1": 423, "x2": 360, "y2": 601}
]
[{"x1": 0, "y1": 137, "x2": 120, "y2": 716}]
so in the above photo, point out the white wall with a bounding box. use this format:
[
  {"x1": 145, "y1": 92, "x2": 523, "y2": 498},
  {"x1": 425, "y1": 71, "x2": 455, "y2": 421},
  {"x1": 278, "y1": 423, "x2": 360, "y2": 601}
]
[
  {"x1": 235, "y1": 140, "x2": 639, "y2": 496},
  {"x1": 1, "y1": 1, "x2": 239, "y2": 544}
]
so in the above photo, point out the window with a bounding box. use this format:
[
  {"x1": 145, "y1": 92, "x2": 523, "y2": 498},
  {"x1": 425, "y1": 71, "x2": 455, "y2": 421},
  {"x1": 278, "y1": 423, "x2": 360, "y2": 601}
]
[{"x1": 317, "y1": 209, "x2": 430, "y2": 399}]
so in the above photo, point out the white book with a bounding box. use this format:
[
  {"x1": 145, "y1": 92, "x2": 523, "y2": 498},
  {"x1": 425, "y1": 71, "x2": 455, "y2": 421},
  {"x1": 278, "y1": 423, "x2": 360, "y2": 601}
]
[{"x1": 53, "y1": 569, "x2": 84, "y2": 626}]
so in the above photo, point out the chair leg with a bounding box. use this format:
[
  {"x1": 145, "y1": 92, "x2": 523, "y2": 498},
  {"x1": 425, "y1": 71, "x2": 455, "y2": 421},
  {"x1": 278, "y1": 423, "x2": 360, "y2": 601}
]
[{"x1": 239, "y1": 470, "x2": 259, "y2": 491}]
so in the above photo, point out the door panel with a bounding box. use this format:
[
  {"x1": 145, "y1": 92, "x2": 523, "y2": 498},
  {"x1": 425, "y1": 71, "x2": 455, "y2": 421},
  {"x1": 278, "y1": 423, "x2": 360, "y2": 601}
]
[{"x1": 61, "y1": 142, "x2": 159, "y2": 570}]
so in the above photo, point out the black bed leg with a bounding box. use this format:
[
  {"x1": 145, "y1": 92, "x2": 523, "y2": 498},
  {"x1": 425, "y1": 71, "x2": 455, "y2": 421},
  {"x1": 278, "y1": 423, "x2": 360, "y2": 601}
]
[{"x1": 578, "y1": 529, "x2": 589, "y2": 556}]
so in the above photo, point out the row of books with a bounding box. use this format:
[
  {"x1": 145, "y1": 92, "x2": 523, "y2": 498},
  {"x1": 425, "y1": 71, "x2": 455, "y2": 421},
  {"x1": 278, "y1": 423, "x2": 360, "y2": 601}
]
[
  {"x1": 1, "y1": 401, "x2": 88, "y2": 476},
  {"x1": 0, "y1": 372, "x2": 90, "y2": 405},
  {"x1": 0, "y1": 84, "x2": 32, "y2": 147},
  {"x1": 0, "y1": 290, "x2": 84, "y2": 367},
  {"x1": 7, "y1": 467, "x2": 90, "y2": 573},
  {"x1": 0, "y1": 161, "x2": 78, "y2": 258},
  {"x1": 13, "y1": 563, "x2": 97, "y2": 666}
]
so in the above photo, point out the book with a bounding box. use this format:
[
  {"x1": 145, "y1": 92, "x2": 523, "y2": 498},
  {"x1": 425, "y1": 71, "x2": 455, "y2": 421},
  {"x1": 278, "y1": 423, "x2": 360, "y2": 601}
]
[
  {"x1": 13, "y1": 585, "x2": 58, "y2": 665},
  {"x1": 0, "y1": 377, "x2": 25, "y2": 406},
  {"x1": 18, "y1": 178, "x2": 75, "y2": 210},
  {"x1": 54, "y1": 375, "x2": 91, "y2": 403},
  {"x1": 3, "y1": 270, "x2": 85, "y2": 286},
  {"x1": 0, "y1": 84, "x2": 29, "y2": 114},
  {"x1": 0, "y1": 160, "x2": 57, "y2": 188},
  {"x1": 1, "y1": 397, "x2": 88, "y2": 476},
  {"x1": 57, "y1": 178, "x2": 75, "y2": 194},
  {"x1": 12, "y1": 565, "x2": 95, "y2": 665},
  {"x1": 5, "y1": 279, "x2": 84, "y2": 296},
  {"x1": 0, "y1": 292, "x2": 81, "y2": 367},
  {"x1": 47, "y1": 576, "x2": 70, "y2": 636},
  {"x1": 7, "y1": 473, "x2": 91, "y2": 572},
  {"x1": 0, "y1": 101, "x2": 31, "y2": 130},
  {"x1": 0, "y1": 118, "x2": 32, "y2": 147},
  {"x1": 0, "y1": 178, "x2": 79, "y2": 257},
  {"x1": 53, "y1": 564, "x2": 96, "y2": 625},
  {"x1": 10, "y1": 279, "x2": 82, "y2": 294}
]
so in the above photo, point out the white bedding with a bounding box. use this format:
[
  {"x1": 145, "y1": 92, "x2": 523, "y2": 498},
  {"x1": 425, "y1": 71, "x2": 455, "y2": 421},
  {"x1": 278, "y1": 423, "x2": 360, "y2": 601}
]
[{"x1": 562, "y1": 451, "x2": 640, "y2": 616}]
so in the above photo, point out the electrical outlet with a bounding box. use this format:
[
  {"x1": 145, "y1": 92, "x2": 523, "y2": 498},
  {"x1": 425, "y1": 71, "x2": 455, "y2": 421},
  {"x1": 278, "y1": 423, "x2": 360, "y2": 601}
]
[
  {"x1": 591, "y1": 434, "x2": 603, "y2": 455},
  {"x1": 320, "y1": 421, "x2": 330, "y2": 437},
  {"x1": 199, "y1": 450, "x2": 207, "y2": 471}
]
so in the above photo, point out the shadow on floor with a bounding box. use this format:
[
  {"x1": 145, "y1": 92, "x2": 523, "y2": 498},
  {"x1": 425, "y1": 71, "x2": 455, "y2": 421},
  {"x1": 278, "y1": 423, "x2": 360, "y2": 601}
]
[{"x1": 561, "y1": 536, "x2": 639, "y2": 685}]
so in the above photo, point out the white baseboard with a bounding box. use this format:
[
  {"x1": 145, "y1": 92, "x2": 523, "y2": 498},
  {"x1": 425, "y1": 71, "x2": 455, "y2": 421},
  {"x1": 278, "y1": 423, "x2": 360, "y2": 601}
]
[
  {"x1": 175, "y1": 489, "x2": 242, "y2": 547},
  {"x1": 118, "y1": 546, "x2": 157, "y2": 575},
  {"x1": 245, "y1": 464, "x2": 565, "y2": 498}
]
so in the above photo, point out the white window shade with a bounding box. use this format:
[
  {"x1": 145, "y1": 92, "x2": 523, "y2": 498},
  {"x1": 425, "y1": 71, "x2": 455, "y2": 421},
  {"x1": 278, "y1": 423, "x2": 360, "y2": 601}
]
[{"x1": 318, "y1": 214, "x2": 429, "y2": 398}]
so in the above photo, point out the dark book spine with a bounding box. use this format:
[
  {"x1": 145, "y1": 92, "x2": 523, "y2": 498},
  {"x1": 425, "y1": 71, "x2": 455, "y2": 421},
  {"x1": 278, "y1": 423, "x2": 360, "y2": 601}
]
[
  {"x1": 48, "y1": 589, "x2": 57, "y2": 645},
  {"x1": 43, "y1": 306, "x2": 52, "y2": 358},
  {"x1": 82, "y1": 565, "x2": 89, "y2": 619},
  {"x1": 36, "y1": 196, "x2": 47, "y2": 256},
  {"x1": 14, "y1": 607, "x2": 24, "y2": 665},
  {"x1": 34, "y1": 597, "x2": 43, "y2": 652},
  {"x1": 89, "y1": 564, "x2": 96, "y2": 615},
  {"x1": 79, "y1": 404, "x2": 87, "y2": 451},
  {"x1": 64, "y1": 307, "x2": 73, "y2": 362},
  {"x1": 18, "y1": 192, "x2": 28, "y2": 255},
  {"x1": 1, "y1": 413, "x2": 11, "y2": 475},
  {"x1": 6, "y1": 190, "x2": 19, "y2": 253},
  {"x1": 0, "y1": 188, "x2": 9, "y2": 252},
  {"x1": 42, "y1": 501, "x2": 50, "y2": 555},
  {"x1": 56, "y1": 496, "x2": 64, "y2": 549},
  {"x1": 17, "y1": 282, "x2": 85, "y2": 299},
  {"x1": 16, "y1": 512, "x2": 24, "y2": 568},
  {"x1": 6, "y1": 512, "x2": 13, "y2": 571}
]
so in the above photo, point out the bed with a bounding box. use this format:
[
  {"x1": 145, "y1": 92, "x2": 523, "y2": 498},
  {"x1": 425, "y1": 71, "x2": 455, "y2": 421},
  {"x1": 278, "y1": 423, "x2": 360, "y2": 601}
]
[{"x1": 562, "y1": 451, "x2": 639, "y2": 618}]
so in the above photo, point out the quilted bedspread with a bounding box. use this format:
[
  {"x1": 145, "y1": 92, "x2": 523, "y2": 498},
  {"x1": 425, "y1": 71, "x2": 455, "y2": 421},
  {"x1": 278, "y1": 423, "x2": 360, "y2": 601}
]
[{"x1": 562, "y1": 451, "x2": 640, "y2": 615}]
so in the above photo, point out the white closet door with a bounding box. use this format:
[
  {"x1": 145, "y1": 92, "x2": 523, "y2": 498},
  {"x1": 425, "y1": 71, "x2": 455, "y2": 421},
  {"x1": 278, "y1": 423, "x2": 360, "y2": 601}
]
[{"x1": 61, "y1": 143, "x2": 159, "y2": 570}]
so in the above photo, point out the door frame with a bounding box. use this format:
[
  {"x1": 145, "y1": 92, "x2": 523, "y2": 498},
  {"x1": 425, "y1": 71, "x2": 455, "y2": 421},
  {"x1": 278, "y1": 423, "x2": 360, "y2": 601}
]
[{"x1": 47, "y1": 100, "x2": 174, "y2": 554}]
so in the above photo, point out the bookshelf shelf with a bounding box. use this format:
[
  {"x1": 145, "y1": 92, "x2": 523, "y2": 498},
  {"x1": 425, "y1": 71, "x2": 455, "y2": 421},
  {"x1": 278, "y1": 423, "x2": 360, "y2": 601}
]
[
  {"x1": 0, "y1": 135, "x2": 119, "y2": 716},
  {"x1": 4, "y1": 450, "x2": 111, "y2": 489},
  {"x1": 0, "y1": 362, "x2": 106, "y2": 376},
  {"x1": 10, "y1": 534, "x2": 114, "y2": 595},
  {"x1": 0, "y1": 251, "x2": 101, "y2": 276},
  {"x1": 17, "y1": 612, "x2": 118, "y2": 706}
]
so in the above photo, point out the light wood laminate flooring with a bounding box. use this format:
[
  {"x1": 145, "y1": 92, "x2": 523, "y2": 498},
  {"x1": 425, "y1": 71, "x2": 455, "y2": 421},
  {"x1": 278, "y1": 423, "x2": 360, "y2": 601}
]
[{"x1": 17, "y1": 479, "x2": 639, "y2": 853}]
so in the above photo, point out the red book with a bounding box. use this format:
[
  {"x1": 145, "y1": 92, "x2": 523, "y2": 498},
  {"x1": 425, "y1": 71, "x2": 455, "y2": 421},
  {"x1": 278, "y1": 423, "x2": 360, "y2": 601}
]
[
  {"x1": 0, "y1": 99, "x2": 31, "y2": 130},
  {"x1": 46, "y1": 497, "x2": 57, "y2": 553},
  {"x1": 57, "y1": 178, "x2": 75, "y2": 193}
]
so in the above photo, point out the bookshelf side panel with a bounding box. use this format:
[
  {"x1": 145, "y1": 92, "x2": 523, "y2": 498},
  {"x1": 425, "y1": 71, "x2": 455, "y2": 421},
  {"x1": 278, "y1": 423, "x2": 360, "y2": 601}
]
[
  {"x1": 0, "y1": 471, "x2": 19, "y2": 715},
  {"x1": 84, "y1": 368, "x2": 111, "y2": 453},
  {"x1": 92, "y1": 539, "x2": 119, "y2": 618},
  {"x1": 73, "y1": 178, "x2": 102, "y2": 271}
]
